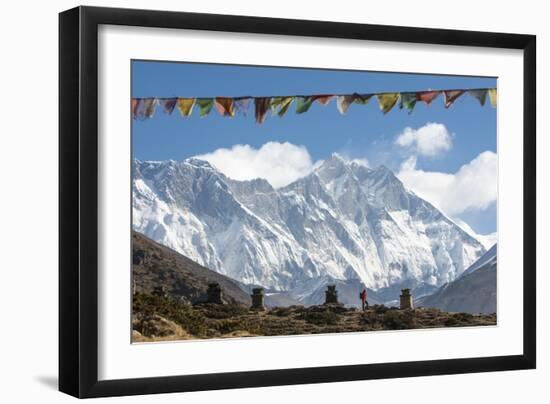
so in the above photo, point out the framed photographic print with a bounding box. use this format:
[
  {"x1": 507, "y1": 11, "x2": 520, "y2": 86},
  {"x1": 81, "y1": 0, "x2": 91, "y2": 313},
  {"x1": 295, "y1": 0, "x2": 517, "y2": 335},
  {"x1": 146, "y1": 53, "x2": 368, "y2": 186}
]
[{"x1": 59, "y1": 6, "x2": 536, "y2": 398}]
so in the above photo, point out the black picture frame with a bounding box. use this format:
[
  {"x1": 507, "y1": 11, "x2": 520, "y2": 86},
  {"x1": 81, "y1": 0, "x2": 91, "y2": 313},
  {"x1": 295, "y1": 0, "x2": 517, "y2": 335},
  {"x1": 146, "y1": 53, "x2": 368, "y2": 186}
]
[{"x1": 59, "y1": 5, "x2": 536, "y2": 398}]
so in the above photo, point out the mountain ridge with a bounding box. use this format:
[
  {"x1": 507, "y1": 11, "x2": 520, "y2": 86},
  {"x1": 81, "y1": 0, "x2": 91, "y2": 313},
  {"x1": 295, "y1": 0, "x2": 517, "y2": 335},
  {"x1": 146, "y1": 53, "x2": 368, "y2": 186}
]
[{"x1": 132, "y1": 154, "x2": 486, "y2": 301}]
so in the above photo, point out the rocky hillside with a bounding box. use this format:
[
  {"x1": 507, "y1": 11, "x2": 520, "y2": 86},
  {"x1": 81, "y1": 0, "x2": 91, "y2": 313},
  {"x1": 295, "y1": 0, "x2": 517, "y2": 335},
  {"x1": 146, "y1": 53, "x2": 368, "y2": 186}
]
[{"x1": 132, "y1": 231, "x2": 250, "y2": 305}]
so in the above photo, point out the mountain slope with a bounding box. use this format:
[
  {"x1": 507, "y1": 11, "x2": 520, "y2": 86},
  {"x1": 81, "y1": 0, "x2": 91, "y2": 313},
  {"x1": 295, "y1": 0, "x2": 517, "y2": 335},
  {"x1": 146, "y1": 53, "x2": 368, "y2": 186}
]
[
  {"x1": 460, "y1": 243, "x2": 496, "y2": 278},
  {"x1": 418, "y1": 244, "x2": 497, "y2": 314},
  {"x1": 132, "y1": 231, "x2": 250, "y2": 305},
  {"x1": 132, "y1": 155, "x2": 486, "y2": 298}
]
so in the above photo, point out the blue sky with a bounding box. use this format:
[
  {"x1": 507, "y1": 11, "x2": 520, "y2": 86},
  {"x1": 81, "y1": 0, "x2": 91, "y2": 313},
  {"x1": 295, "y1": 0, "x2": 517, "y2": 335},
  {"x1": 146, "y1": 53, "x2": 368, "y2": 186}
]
[{"x1": 132, "y1": 60, "x2": 497, "y2": 235}]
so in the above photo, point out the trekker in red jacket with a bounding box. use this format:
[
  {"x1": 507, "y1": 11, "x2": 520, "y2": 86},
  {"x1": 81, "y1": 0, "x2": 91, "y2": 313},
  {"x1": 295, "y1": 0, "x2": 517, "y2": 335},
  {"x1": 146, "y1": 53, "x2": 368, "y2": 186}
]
[{"x1": 359, "y1": 289, "x2": 368, "y2": 311}]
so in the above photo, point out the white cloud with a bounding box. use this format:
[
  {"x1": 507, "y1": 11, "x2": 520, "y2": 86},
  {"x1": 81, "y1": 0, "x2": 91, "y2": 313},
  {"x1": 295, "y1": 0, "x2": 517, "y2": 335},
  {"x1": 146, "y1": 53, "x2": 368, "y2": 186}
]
[
  {"x1": 395, "y1": 122, "x2": 453, "y2": 157},
  {"x1": 397, "y1": 151, "x2": 497, "y2": 216},
  {"x1": 194, "y1": 141, "x2": 319, "y2": 188},
  {"x1": 350, "y1": 157, "x2": 370, "y2": 167}
]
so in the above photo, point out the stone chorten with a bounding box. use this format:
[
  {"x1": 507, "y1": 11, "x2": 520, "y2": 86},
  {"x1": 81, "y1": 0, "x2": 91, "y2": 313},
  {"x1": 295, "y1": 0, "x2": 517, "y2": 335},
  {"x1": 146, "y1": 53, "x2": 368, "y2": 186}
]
[
  {"x1": 206, "y1": 282, "x2": 223, "y2": 304},
  {"x1": 324, "y1": 285, "x2": 339, "y2": 304},
  {"x1": 400, "y1": 288, "x2": 414, "y2": 310},
  {"x1": 250, "y1": 287, "x2": 265, "y2": 311}
]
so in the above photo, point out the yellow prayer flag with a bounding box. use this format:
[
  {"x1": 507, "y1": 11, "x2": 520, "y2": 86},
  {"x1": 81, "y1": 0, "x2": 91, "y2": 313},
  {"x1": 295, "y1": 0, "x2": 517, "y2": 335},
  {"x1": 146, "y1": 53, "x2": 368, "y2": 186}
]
[
  {"x1": 177, "y1": 98, "x2": 195, "y2": 117},
  {"x1": 278, "y1": 97, "x2": 294, "y2": 117},
  {"x1": 377, "y1": 93, "x2": 399, "y2": 114},
  {"x1": 488, "y1": 88, "x2": 497, "y2": 108}
]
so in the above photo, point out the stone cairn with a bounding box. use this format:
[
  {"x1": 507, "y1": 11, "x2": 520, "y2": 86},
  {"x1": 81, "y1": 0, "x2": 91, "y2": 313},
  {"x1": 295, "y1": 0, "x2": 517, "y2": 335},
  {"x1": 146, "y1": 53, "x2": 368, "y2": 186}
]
[
  {"x1": 250, "y1": 287, "x2": 265, "y2": 311},
  {"x1": 400, "y1": 288, "x2": 414, "y2": 310},
  {"x1": 324, "y1": 285, "x2": 339, "y2": 304},
  {"x1": 206, "y1": 282, "x2": 223, "y2": 304}
]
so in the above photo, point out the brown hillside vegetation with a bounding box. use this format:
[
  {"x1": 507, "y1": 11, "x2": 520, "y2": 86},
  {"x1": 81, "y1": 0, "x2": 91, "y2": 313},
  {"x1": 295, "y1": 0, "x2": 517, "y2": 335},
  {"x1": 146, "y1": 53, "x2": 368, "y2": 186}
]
[
  {"x1": 132, "y1": 230, "x2": 496, "y2": 342},
  {"x1": 132, "y1": 292, "x2": 496, "y2": 342},
  {"x1": 132, "y1": 231, "x2": 250, "y2": 305}
]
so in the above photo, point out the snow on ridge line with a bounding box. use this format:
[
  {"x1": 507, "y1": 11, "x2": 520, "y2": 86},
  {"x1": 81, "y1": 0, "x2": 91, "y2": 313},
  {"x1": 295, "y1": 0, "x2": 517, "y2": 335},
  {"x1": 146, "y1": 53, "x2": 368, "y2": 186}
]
[{"x1": 132, "y1": 156, "x2": 486, "y2": 293}]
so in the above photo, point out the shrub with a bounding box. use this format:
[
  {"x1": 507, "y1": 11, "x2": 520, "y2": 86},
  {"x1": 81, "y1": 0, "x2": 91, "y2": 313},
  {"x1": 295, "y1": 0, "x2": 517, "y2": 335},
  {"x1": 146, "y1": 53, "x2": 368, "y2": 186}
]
[
  {"x1": 289, "y1": 305, "x2": 306, "y2": 313},
  {"x1": 360, "y1": 311, "x2": 379, "y2": 326},
  {"x1": 133, "y1": 292, "x2": 207, "y2": 336},
  {"x1": 271, "y1": 307, "x2": 292, "y2": 317},
  {"x1": 300, "y1": 310, "x2": 339, "y2": 326},
  {"x1": 199, "y1": 304, "x2": 249, "y2": 319},
  {"x1": 444, "y1": 316, "x2": 459, "y2": 327},
  {"x1": 443, "y1": 313, "x2": 475, "y2": 327},
  {"x1": 374, "y1": 304, "x2": 389, "y2": 314},
  {"x1": 382, "y1": 310, "x2": 416, "y2": 330},
  {"x1": 213, "y1": 319, "x2": 243, "y2": 334},
  {"x1": 454, "y1": 312, "x2": 474, "y2": 322}
]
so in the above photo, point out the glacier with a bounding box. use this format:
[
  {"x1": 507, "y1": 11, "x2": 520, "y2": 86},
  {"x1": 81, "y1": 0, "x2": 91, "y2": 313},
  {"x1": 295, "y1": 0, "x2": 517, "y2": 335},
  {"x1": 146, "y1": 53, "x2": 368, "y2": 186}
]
[{"x1": 132, "y1": 154, "x2": 486, "y2": 301}]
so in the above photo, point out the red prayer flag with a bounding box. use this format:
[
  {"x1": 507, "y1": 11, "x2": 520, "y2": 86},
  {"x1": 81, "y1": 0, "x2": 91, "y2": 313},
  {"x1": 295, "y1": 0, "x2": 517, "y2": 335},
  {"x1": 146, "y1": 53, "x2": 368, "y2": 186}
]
[
  {"x1": 313, "y1": 95, "x2": 334, "y2": 105},
  {"x1": 131, "y1": 99, "x2": 140, "y2": 119},
  {"x1": 416, "y1": 91, "x2": 440, "y2": 105},
  {"x1": 214, "y1": 97, "x2": 235, "y2": 117}
]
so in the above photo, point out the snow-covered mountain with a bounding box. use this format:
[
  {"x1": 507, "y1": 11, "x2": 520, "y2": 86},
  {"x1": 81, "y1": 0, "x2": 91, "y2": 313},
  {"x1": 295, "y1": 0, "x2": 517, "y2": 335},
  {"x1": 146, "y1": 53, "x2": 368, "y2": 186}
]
[{"x1": 132, "y1": 154, "x2": 486, "y2": 301}]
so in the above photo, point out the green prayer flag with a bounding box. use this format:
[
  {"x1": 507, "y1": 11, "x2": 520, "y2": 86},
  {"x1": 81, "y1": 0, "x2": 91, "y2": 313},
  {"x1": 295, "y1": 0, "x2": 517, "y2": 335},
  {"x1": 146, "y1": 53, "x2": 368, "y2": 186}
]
[
  {"x1": 399, "y1": 92, "x2": 417, "y2": 113},
  {"x1": 196, "y1": 98, "x2": 214, "y2": 117},
  {"x1": 468, "y1": 89, "x2": 488, "y2": 106},
  {"x1": 295, "y1": 96, "x2": 314, "y2": 114},
  {"x1": 377, "y1": 93, "x2": 399, "y2": 114}
]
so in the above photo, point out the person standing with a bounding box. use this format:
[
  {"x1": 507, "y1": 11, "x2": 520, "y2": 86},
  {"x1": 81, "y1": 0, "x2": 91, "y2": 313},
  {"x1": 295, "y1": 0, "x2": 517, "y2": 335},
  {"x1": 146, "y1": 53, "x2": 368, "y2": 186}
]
[{"x1": 359, "y1": 288, "x2": 368, "y2": 311}]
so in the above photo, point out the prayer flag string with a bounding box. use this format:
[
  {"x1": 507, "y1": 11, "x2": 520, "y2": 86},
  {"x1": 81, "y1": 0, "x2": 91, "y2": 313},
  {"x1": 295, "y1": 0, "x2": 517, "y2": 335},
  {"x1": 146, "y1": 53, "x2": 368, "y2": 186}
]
[{"x1": 132, "y1": 87, "x2": 496, "y2": 123}]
